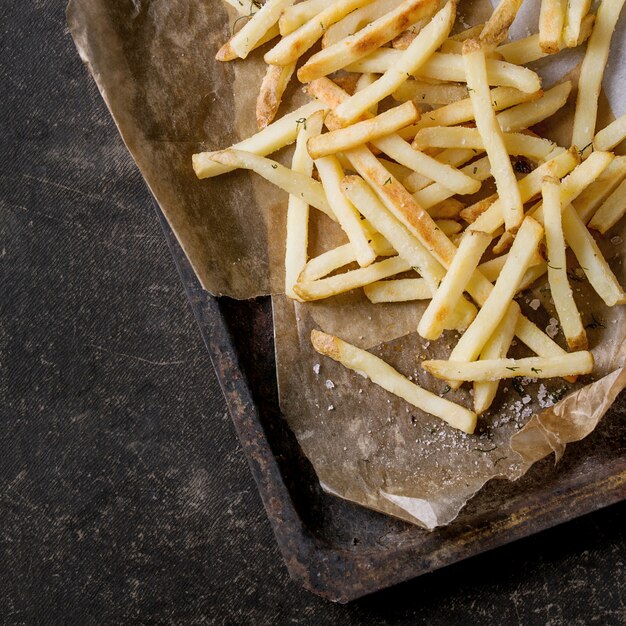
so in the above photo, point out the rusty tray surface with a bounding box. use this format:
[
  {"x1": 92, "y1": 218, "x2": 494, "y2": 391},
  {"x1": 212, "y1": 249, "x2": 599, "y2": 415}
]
[{"x1": 154, "y1": 203, "x2": 626, "y2": 603}]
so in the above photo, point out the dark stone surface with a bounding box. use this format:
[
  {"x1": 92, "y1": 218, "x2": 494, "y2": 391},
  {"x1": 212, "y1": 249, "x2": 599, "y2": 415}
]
[{"x1": 0, "y1": 1, "x2": 624, "y2": 624}]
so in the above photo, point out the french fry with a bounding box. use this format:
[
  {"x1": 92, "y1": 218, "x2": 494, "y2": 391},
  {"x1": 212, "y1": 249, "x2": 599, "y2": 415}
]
[
  {"x1": 392, "y1": 80, "x2": 470, "y2": 106},
  {"x1": 542, "y1": 177, "x2": 588, "y2": 350},
  {"x1": 418, "y1": 230, "x2": 492, "y2": 340},
  {"x1": 327, "y1": 1, "x2": 457, "y2": 127},
  {"x1": 299, "y1": 0, "x2": 439, "y2": 82},
  {"x1": 193, "y1": 101, "x2": 324, "y2": 178},
  {"x1": 435, "y1": 219, "x2": 463, "y2": 236},
  {"x1": 264, "y1": 0, "x2": 372, "y2": 66},
  {"x1": 322, "y1": 0, "x2": 406, "y2": 47},
  {"x1": 208, "y1": 149, "x2": 336, "y2": 220},
  {"x1": 479, "y1": 0, "x2": 524, "y2": 50},
  {"x1": 378, "y1": 158, "x2": 414, "y2": 182},
  {"x1": 447, "y1": 216, "x2": 545, "y2": 364},
  {"x1": 295, "y1": 255, "x2": 411, "y2": 300},
  {"x1": 364, "y1": 277, "x2": 432, "y2": 302},
  {"x1": 285, "y1": 111, "x2": 324, "y2": 300},
  {"x1": 256, "y1": 62, "x2": 296, "y2": 129},
  {"x1": 412, "y1": 127, "x2": 556, "y2": 161},
  {"x1": 315, "y1": 155, "x2": 377, "y2": 267},
  {"x1": 423, "y1": 351, "x2": 594, "y2": 381},
  {"x1": 562, "y1": 204, "x2": 626, "y2": 306},
  {"x1": 593, "y1": 114, "x2": 626, "y2": 152},
  {"x1": 588, "y1": 178, "x2": 626, "y2": 233},
  {"x1": 473, "y1": 303, "x2": 519, "y2": 415},
  {"x1": 411, "y1": 86, "x2": 542, "y2": 131},
  {"x1": 539, "y1": 0, "x2": 566, "y2": 54},
  {"x1": 428, "y1": 198, "x2": 465, "y2": 219},
  {"x1": 572, "y1": 0, "x2": 626, "y2": 156},
  {"x1": 498, "y1": 14, "x2": 594, "y2": 63},
  {"x1": 460, "y1": 194, "x2": 498, "y2": 223},
  {"x1": 300, "y1": 234, "x2": 395, "y2": 283},
  {"x1": 346, "y1": 50, "x2": 542, "y2": 92},
  {"x1": 278, "y1": 0, "x2": 335, "y2": 35},
  {"x1": 404, "y1": 148, "x2": 478, "y2": 191},
  {"x1": 463, "y1": 39, "x2": 524, "y2": 232},
  {"x1": 573, "y1": 156, "x2": 626, "y2": 222},
  {"x1": 356, "y1": 72, "x2": 380, "y2": 116},
  {"x1": 307, "y1": 101, "x2": 420, "y2": 159},
  {"x1": 219, "y1": 0, "x2": 294, "y2": 60},
  {"x1": 450, "y1": 23, "x2": 485, "y2": 41},
  {"x1": 563, "y1": 0, "x2": 593, "y2": 48},
  {"x1": 311, "y1": 330, "x2": 478, "y2": 434}
]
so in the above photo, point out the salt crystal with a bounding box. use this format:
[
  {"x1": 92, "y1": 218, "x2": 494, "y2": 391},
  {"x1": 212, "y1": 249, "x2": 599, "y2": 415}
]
[
  {"x1": 546, "y1": 318, "x2": 559, "y2": 338},
  {"x1": 529, "y1": 298, "x2": 540, "y2": 310},
  {"x1": 325, "y1": 379, "x2": 335, "y2": 389},
  {"x1": 313, "y1": 363, "x2": 320, "y2": 375},
  {"x1": 611, "y1": 235, "x2": 623, "y2": 246},
  {"x1": 328, "y1": 404, "x2": 334, "y2": 411}
]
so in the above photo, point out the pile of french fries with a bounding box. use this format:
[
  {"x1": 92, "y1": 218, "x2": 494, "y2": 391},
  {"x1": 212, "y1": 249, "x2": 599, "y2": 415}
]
[{"x1": 194, "y1": 0, "x2": 626, "y2": 435}]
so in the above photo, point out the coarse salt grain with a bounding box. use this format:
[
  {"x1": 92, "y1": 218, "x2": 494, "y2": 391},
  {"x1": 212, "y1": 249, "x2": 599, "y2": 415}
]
[
  {"x1": 325, "y1": 379, "x2": 335, "y2": 390},
  {"x1": 313, "y1": 363, "x2": 320, "y2": 375},
  {"x1": 529, "y1": 299, "x2": 540, "y2": 310}
]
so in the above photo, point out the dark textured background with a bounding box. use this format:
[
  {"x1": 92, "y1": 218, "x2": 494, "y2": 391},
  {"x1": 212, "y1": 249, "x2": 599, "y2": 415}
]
[{"x1": 0, "y1": 1, "x2": 624, "y2": 624}]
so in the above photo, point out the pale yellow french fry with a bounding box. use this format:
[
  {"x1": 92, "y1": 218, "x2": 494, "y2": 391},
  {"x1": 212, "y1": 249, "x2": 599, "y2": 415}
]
[
  {"x1": 413, "y1": 127, "x2": 556, "y2": 161},
  {"x1": 322, "y1": 0, "x2": 406, "y2": 47},
  {"x1": 562, "y1": 204, "x2": 626, "y2": 306},
  {"x1": 403, "y1": 149, "x2": 477, "y2": 192},
  {"x1": 307, "y1": 101, "x2": 420, "y2": 159},
  {"x1": 468, "y1": 148, "x2": 581, "y2": 234},
  {"x1": 463, "y1": 39, "x2": 524, "y2": 232},
  {"x1": 264, "y1": 0, "x2": 372, "y2": 66},
  {"x1": 593, "y1": 114, "x2": 626, "y2": 152},
  {"x1": 542, "y1": 177, "x2": 588, "y2": 350},
  {"x1": 315, "y1": 155, "x2": 376, "y2": 267},
  {"x1": 435, "y1": 219, "x2": 463, "y2": 236},
  {"x1": 573, "y1": 156, "x2": 626, "y2": 222},
  {"x1": 285, "y1": 111, "x2": 324, "y2": 300},
  {"x1": 256, "y1": 62, "x2": 296, "y2": 129},
  {"x1": 563, "y1": 0, "x2": 593, "y2": 48},
  {"x1": 300, "y1": 234, "x2": 395, "y2": 283},
  {"x1": 364, "y1": 278, "x2": 432, "y2": 302},
  {"x1": 539, "y1": 0, "x2": 566, "y2": 54},
  {"x1": 220, "y1": 0, "x2": 294, "y2": 60},
  {"x1": 346, "y1": 50, "x2": 542, "y2": 92},
  {"x1": 208, "y1": 149, "x2": 336, "y2": 220},
  {"x1": 295, "y1": 255, "x2": 411, "y2": 300},
  {"x1": 572, "y1": 0, "x2": 626, "y2": 156},
  {"x1": 423, "y1": 352, "x2": 594, "y2": 381},
  {"x1": 392, "y1": 80, "x2": 470, "y2": 106},
  {"x1": 479, "y1": 0, "x2": 524, "y2": 49},
  {"x1": 450, "y1": 23, "x2": 485, "y2": 41},
  {"x1": 311, "y1": 330, "x2": 478, "y2": 434},
  {"x1": 278, "y1": 0, "x2": 335, "y2": 35},
  {"x1": 411, "y1": 86, "x2": 542, "y2": 132},
  {"x1": 498, "y1": 15, "x2": 594, "y2": 63},
  {"x1": 193, "y1": 101, "x2": 324, "y2": 179},
  {"x1": 327, "y1": 1, "x2": 457, "y2": 127},
  {"x1": 448, "y1": 216, "x2": 545, "y2": 364},
  {"x1": 588, "y1": 178, "x2": 626, "y2": 233},
  {"x1": 418, "y1": 230, "x2": 492, "y2": 340},
  {"x1": 473, "y1": 303, "x2": 519, "y2": 415},
  {"x1": 378, "y1": 158, "x2": 414, "y2": 182},
  {"x1": 298, "y1": 0, "x2": 441, "y2": 82},
  {"x1": 356, "y1": 72, "x2": 380, "y2": 116}
]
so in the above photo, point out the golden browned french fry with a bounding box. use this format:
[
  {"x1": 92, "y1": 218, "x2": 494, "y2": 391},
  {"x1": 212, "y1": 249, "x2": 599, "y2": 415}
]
[
  {"x1": 588, "y1": 178, "x2": 626, "y2": 233},
  {"x1": 264, "y1": 0, "x2": 372, "y2": 66},
  {"x1": 572, "y1": 0, "x2": 626, "y2": 156},
  {"x1": 593, "y1": 114, "x2": 626, "y2": 152},
  {"x1": 256, "y1": 62, "x2": 296, "y2": 129},
  {"x1": 435, "y1": 219, "x2": 463, "y2": 236},
  {"x1": 479, "y1": 0, "x2": 524, "y2": 50},
  {"x1": 208, "y1": 149, "x2": 336, "y2": 220},
  {"x1": 278, "y1": 0, "x2": 335, "y2": 35},
  {"x1": 220, "y1": 0, "x2": 294, "y2": 60},
  {"x1": 346, "y1": 50, "x2": 542, "y2": 92},
  {"x1": 418, "y1": 230, "x2": 492, "y2": 340},
  {"x1": 307, "y1": 101, "x2": 420, "y2": 159},
  {"x1": 311, "y1": 330, "x2": 478, "y2": 434},
  {"x1": 460, "y1": 194, "x2": 498, "y2": 223},
  {"x1": 447, "y1": 216, "x2": 545, "y2": 363},
  {"x1": 563, "y1": 0, "x2": 593, "y2": 48},
  {"x1": 327, "y1": 1, "x2": 457, "y2": 127},
  {"x1": 298, "y1": 0, "x2": 440, "y2": 83},
  {"x1": 193, "y1": 101, "x2": 325, "y2": 178},
  {"x1": 428, "y1": 198, "x2": 465, "y2": 219},
  {"x1": 473, "y1": 303, "x2": 519, "y2": 415},
  {"x1": 392, "y1": 80, "x2": 470, "y2": 105},
  {"x1": 285, "y1": 111, "x2": 324, "y2": 300},
  {"x1": 322, "y1": 0, "x2": 405, "y2": 47},
  {"x1": 539, "y1": 0, "x2": 566, "y2": 54},
  {"x1": 315, "y1": 155, "x2": 376, "y2": 266},
  {"x1": 463, "y1": 38, "x2": 524, "y2": 232},
  {"x1": 542, "y1": 177, "x2": 588, "y2": 350},
  {"x1": 423, "y1": 351, "x2": 594, "y2": 381}
]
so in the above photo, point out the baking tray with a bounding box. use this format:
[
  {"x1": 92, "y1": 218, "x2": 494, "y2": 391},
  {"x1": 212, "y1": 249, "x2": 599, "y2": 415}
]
[{"x1": 154, "y1": 203, "x2": 626, "y2": 603}]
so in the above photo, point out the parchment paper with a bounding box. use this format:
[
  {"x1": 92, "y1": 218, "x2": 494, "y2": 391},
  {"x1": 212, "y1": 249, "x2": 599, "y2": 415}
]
[{"x1": 68, "y1": 0, "x2": 626, "y2": 528}]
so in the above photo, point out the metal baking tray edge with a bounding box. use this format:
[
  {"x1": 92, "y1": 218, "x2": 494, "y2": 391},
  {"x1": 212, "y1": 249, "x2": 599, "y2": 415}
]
[{"x1": 154, "y1": 202, "x2": 626, "y2": 603}]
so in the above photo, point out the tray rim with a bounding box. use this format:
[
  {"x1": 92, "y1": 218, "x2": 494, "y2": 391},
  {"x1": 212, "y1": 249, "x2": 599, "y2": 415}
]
[{"x1": 154, "y1": 203, "x2": 626, "y2": 603}]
